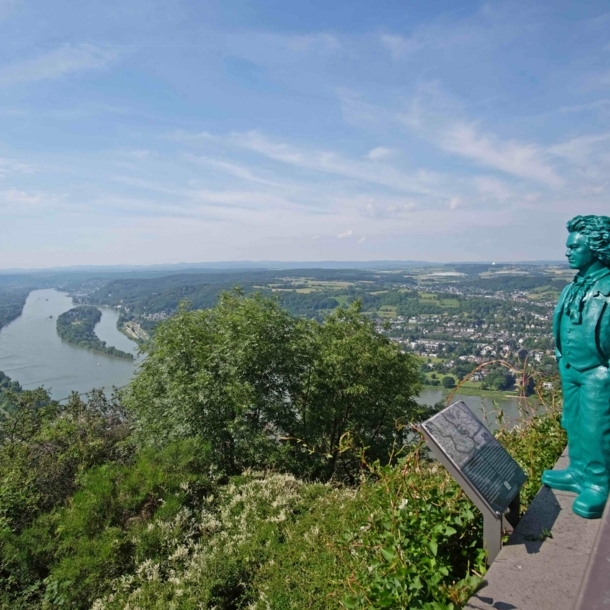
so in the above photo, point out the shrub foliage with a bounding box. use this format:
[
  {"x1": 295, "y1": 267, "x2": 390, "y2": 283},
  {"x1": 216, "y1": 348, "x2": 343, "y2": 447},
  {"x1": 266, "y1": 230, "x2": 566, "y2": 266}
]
[
  {"x1": 125, "y1": 291, "x2": 424, "y2": 480},
  {"x1": 0, "y1": 292, "x2": 567, "y2": 609}
]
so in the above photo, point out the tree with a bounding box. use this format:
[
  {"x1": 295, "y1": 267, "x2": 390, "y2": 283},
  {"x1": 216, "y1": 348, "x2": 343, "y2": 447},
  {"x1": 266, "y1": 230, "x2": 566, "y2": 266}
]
[
  {"x1": 481, "y1": 369, "x2": 515, "y2": 391},
  {"x1": 442, "y1": 376, "x2": 456, "y2": 389},
  {"x1": 124, "y1": 291, "x2": 424, "y2": 480}
]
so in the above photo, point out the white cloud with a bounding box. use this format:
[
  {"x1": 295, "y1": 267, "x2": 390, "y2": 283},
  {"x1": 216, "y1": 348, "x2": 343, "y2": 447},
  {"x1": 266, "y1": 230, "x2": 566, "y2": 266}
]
[
  {"x1": 438, "y1": 122, "x2": 562, "y2": 188},
  {"x1": 358, "y1": 236, "x2": 366, "y2": 244},
  {"x1": 559, "y1": 99, "x2": 610, "y2": 113},
  {"x1": 360, "y1": 198, "x2": 417, "y2": 218},
  {"x1": 0, "y1": 44, "x2": 117, "y2": 86},
  {"x1": 367, "y1": 146, "x2": 393, "y2": 160},
  {"x1": 183, "y1": 154, "x2": 281, "y2": 187},
  {"x1": 0, "y1": 188, "x2": 44, "y2": 211},
  {"x1": 218, "y1": 130, "x2": 445, "y2": 197},
  {"x1": 337, "y1": 229, "x2": 353, "y2": 238},
  {"x1": 547, "y1": 132, "x2": 610, "y2": 165},
  {"x1": 380, "y1": 34, "x2": 422, "y2": 58},
  {"x1": 0, "y1": 157, "x2": 37, "y2": 179},
  {"x1": 474, "y1": 176, "x2": 514, "y2": 201}
]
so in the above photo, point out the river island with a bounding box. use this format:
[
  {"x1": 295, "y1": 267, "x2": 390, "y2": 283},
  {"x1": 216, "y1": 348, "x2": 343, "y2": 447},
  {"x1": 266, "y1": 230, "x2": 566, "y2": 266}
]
[{"x1": 56, "y1": 306, "x2": 134, "y2": 360}]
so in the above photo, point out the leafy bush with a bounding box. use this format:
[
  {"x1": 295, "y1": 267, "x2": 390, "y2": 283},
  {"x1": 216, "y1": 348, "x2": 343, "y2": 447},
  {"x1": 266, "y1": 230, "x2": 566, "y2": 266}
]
[
  {"x1": 341, "y1": 402, "x2": 566, "y2": 610},
  {"x1": 0, "y1": 389, "x2": 130, "y2": 534},
  {"x1": 95, "y1": 471, "x2": 340, "y2": 609},
  {"x1": 0, "y1": 438, "x2": 215, "y2": 609},
  {"x1": 125, "y1": 291, "x2": 424, "y2": 480},
  {"x1": 0, "y1": 397, "x2": 566, "y2": 610}
]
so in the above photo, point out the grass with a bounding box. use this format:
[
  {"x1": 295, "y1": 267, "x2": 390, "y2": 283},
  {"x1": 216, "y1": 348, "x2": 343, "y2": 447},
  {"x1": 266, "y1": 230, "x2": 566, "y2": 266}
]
[
  {"x1": 334, "y1": 295, "x2": 351, "y2": 307},
  {"x1": 377, "y1": 306, "x2": 397, "y2": 318}
]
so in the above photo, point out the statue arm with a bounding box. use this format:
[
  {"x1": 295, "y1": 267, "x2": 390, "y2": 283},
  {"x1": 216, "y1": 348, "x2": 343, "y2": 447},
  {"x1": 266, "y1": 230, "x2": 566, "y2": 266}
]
[{"x1": 598, "y1": 299, "x2": 610, "y2": 366}]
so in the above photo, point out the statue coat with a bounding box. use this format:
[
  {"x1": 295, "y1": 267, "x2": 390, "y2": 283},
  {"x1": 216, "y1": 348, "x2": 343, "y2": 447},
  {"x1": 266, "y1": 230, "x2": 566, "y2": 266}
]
[{"x1": 553, "y1": 273, "x2": 610, "y2": 368}]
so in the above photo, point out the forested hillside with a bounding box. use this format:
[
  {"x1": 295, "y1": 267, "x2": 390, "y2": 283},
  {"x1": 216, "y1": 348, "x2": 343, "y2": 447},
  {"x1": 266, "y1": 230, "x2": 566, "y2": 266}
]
[
  {"x1": 0, "y1": 288, "x2": 31, "y2": 331},
  {"x1": 0, "y1": 292, "x2": 566, "y2": 609},
  {"x1": 56, "y1": 306, "x2": 134, "y2": 359}
]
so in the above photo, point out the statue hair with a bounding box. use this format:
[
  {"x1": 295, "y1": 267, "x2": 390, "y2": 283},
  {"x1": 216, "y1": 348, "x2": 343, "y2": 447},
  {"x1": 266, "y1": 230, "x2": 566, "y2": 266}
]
[{"x1": 567, "y1": 215, "x2": 610, "y2": 267}]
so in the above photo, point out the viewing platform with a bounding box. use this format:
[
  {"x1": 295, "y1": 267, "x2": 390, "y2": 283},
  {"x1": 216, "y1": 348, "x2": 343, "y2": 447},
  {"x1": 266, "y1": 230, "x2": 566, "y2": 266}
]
[{"x1": 466, "y1": 448, "x2": 608, "y2": 610}]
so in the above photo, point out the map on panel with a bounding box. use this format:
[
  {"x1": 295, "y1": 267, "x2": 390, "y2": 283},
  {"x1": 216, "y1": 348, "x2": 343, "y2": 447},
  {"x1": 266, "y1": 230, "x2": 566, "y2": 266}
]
[{"x1": 421, "y1": 401, "x2": 527, "y2": 515}]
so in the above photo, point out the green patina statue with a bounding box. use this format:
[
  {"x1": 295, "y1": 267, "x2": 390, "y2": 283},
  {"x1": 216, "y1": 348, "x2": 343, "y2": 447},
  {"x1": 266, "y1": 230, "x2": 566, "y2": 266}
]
[{"x1": 542, "y1": 215, "x2": 610, "y2": 519}]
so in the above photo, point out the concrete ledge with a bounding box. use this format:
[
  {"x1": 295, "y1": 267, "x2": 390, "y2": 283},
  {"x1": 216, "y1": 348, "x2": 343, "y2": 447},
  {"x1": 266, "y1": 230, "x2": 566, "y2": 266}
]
[{"x1": 465, "y1": 449, "x2": 603, "y2": 610}]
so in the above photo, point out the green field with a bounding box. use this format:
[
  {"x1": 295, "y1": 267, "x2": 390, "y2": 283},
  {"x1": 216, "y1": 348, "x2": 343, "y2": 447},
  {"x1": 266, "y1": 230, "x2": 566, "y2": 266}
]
[{"x1": 377, "y1": 305, "x2": 397, "y2": 318}]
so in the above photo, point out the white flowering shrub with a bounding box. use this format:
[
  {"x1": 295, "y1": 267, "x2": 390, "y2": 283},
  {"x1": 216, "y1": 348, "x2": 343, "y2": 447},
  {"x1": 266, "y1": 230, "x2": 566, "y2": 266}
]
[{"x1": 94, "y1": 472, "x2": 345, "y2": 609}]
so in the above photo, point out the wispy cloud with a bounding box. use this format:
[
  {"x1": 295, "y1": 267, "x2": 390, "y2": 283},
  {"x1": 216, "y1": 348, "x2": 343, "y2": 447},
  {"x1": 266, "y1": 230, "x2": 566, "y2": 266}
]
[
  {"x1": 183, "y1": 154, "x2": 281, "y2": 187},
  {"x1": 0, "y1": 187, "x2": 54, "y2": 213},
  {"x1": 398, "y1": 84, "x2": 563, "y2": 187},
  {"x1": 548, "y1": 132, "x2": 610, "y2": 165},
  {"x1": 216, "y1": 130, "x2": 445, "y2": 197},
  {"x1": 559, "y1": 99, "x2": 610, "y2": 113},
  {"x1": 367, "y1": 146, "x2": 393, "y2": 160},
  {"x1": 337, "y1": 229, "x2": 353, "y2": 238},
  {"x1": 0, "y1": 157, "x2": 37, "y2": 179},
  {"x1": 380, "y1": 34, "x2": 422, "y2": 58},
  {"x1": 439, "y1": 121, "x2": 563, "y2": 187},
  {"x1": 0, "y1": 44, "x2": 117, "y2": 86}
]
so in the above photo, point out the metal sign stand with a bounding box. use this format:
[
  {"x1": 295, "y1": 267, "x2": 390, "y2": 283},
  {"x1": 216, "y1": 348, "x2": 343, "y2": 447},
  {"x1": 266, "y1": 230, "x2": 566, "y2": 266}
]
[{"x1": 419, "y1": 401, "x2": 525, "y2": 566}]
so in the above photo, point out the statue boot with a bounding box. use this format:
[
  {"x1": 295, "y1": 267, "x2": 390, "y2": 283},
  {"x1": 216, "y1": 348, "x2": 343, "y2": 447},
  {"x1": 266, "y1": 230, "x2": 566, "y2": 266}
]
[
  {"x1": 542, "y1": 438, "x2": 584, "y2": 494},
  {"x1": 542, "y1": 468, "x2": 582, "y2": 493},
  {"x1": 573, "y1": 486, "x2": 608, "y2": 519},
  {"x1": 571, "y1": 412, "x2": 610, "y2": 519}
]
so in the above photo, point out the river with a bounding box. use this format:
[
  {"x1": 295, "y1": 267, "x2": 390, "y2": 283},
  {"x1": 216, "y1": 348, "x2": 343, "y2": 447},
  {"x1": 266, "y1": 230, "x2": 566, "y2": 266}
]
[
  {"x1": 0, "y1": 289, "x2": 530, "y2": 424},
  {"x1": 417, "y1": 388, "x2": 532, "y2": 430},
  {"x1": 0, "y1": 289, "x2": 141, "y2": 400}
]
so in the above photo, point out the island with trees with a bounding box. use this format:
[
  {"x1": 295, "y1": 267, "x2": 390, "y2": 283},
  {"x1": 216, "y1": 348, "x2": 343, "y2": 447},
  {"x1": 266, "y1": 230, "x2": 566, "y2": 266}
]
[{"x1": 56, "y1": 306, "x2": 134, "y2": 359}]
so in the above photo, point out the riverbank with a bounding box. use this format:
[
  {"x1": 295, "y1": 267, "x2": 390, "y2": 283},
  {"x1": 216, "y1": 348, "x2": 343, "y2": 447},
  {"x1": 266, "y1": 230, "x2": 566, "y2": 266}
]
[
  {"x1": 118, "y1": 319, "x2": 150, "y2": 345},
  {"x1": 422, "y1": 381, "x2": 519, "y2": 401}
]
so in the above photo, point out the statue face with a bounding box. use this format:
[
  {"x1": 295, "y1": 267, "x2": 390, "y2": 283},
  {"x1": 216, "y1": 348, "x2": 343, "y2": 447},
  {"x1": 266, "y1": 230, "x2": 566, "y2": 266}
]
[{"x1": 566, "y1": 232, "x2": 597, "y2": 271}]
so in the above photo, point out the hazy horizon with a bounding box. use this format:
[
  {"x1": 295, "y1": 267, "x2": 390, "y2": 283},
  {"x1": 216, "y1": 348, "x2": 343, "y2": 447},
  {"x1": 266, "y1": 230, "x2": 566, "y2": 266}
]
[
  {"x1": 0, "y1": 258, "x2": 569, "y2": 274},
  {"x1": 0, "y1": 0, "x2": 608, "y2": 267}
]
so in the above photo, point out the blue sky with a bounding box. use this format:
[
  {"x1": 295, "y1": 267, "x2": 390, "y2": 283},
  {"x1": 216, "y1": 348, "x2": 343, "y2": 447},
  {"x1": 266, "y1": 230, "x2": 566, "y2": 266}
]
[{"x1": 0, "y1": 0, "x2": 609, "y2": 268}]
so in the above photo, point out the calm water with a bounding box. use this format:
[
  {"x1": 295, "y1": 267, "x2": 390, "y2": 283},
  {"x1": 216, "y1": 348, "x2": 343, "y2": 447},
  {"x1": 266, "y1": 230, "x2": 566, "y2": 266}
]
[
  {"x1": 417, "y1": 388, "x2": 532, "y2": 430},
  {"x1": 0, "y1": 289, "x2": 141, "y2": 400}
]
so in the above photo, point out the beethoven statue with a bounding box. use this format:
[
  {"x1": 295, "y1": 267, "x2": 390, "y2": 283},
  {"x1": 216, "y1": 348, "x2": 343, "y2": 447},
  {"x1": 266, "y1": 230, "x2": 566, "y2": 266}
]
[{"x1": 542, "y1": 215, "x2": 610, "y2": 518}]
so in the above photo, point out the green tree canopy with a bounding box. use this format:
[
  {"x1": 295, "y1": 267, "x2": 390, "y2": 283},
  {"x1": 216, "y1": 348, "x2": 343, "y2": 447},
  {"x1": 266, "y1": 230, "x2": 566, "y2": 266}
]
[
  {"x1": 124, "y1": 291, "x2": 424, "y2": 480},
  {"x1": 442, "y1": 376, "x2": 456, "y2": 389}
]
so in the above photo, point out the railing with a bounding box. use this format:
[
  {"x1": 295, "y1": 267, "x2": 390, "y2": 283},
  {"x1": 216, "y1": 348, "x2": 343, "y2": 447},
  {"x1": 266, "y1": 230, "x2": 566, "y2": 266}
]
[{"x1": 573, "y1": 498, "x2": 610, "y2": 610}]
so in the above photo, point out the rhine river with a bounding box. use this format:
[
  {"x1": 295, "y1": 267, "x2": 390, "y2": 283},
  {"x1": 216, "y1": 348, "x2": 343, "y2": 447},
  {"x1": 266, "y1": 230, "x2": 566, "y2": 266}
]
[
  {"x1": 0, "y1": 289, "x2": 141, "y2": 400},
  {"x1": 0, "y1": 289, "x2": 525, "y2": 423}
]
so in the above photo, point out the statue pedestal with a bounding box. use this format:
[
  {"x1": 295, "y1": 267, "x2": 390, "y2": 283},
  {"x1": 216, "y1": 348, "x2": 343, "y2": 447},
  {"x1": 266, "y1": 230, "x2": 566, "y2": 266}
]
[{"x1": 466, "y1": 449, "x2": 603, "y2": 610}]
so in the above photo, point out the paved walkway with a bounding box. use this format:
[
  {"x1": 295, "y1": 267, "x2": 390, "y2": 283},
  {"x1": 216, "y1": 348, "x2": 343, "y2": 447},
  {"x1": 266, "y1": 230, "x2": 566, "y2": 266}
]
[{"x1": 466, "y1": 450, "x2": 602, "y2": 610}]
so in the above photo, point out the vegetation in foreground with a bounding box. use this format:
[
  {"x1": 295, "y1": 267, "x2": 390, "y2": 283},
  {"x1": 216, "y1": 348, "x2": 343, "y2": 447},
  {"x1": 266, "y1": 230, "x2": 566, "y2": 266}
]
[
  {"x1": 56, "y1": 306, "x2": 134, "y2": 360},
  {"x1": 0, "y1": 292, "x2": 566, "y2": 609},
  {"x1": 0, "y1": 371, "x2": 21, "y2": 411}
]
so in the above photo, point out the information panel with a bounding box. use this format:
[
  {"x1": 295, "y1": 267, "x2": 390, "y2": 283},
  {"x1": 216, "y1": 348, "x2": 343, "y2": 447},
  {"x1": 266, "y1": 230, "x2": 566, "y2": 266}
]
[{"x1": 421, "y1": 401, "x2": 527, "y2": 515}]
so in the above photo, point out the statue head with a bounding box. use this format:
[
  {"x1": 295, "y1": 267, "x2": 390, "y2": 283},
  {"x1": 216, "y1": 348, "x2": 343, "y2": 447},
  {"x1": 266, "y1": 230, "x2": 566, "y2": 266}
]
[{"x1": 566, "y1": 215, "x2": 610, "y2": 272}]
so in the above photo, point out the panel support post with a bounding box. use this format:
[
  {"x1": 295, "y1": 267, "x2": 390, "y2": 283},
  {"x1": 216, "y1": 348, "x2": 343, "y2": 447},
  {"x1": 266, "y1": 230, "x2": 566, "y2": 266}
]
[{"x1": 483, "y1": 512, "x2": 503, "y2": 566}]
